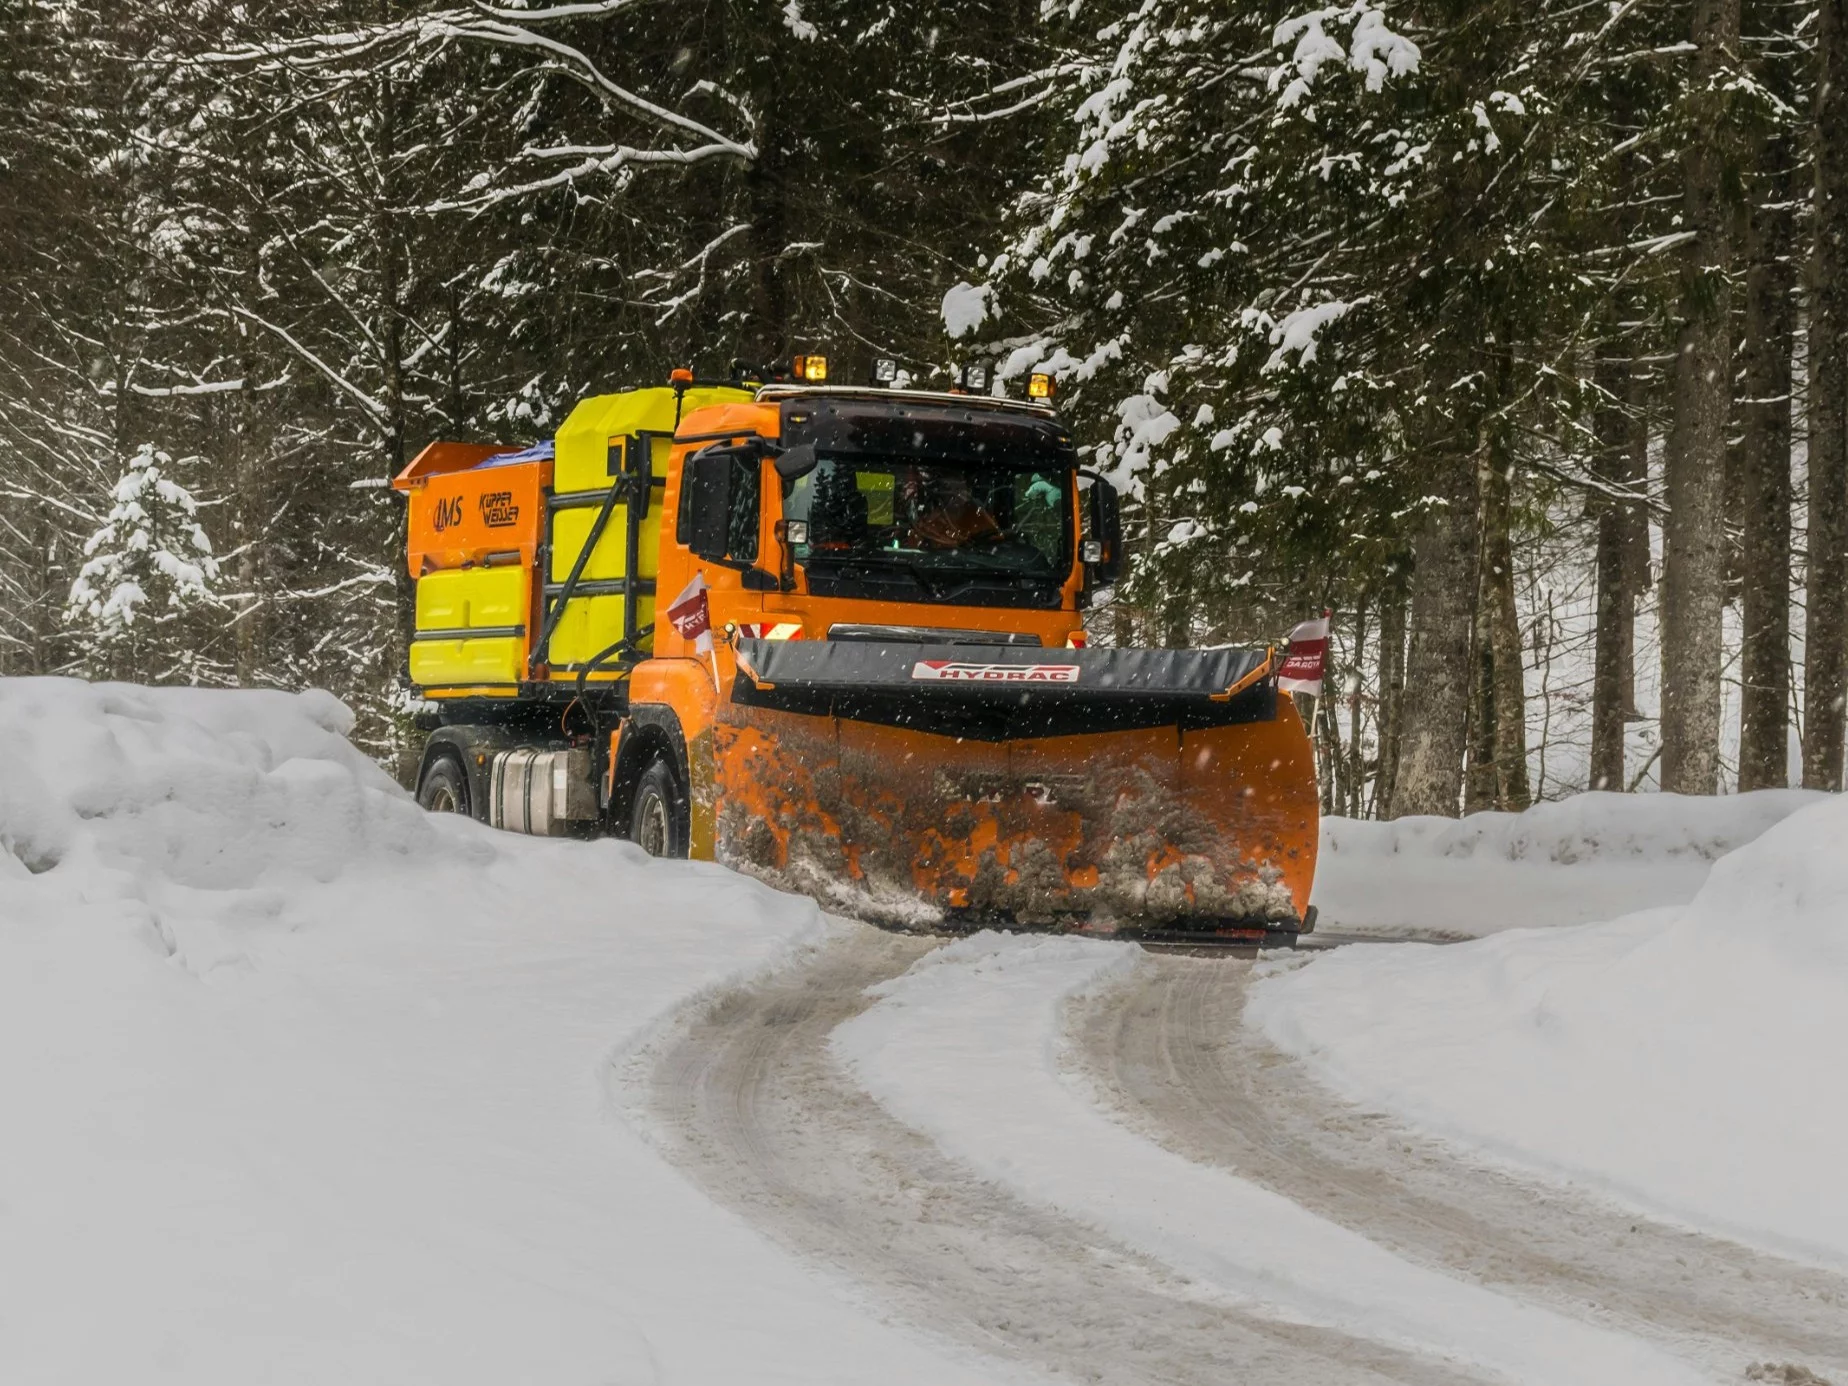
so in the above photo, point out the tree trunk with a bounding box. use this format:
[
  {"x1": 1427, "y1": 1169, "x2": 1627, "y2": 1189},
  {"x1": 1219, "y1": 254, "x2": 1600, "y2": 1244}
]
[
  {"x1": 1589, "y1": 358, "x2": 1633, "y2": 790},
  {"x1": 1623, "y1": 364, "x2": 1654, "y2": 714},
  {"x1": 1805, "y1": 0, "x2": 1848, "y2": 790},
  {"x1": 1591, "y1": 351, "x2": 1652, "y2": 790},
  {"x1": 746, "y1": 100, "x2": 792, "y2": 364},
  {"x1": 27, "y1": 504, "x2": 60, "y2": 675},
  {"x1": 1737, "y1": 141, "x2": 1797, "y2": 791},
  {"x1": 224, "y1": 294, "x2": 266, "y2": 688},
  {"x1": 1480, "y1": 435, "x2": 1531, "y2": 809},
  {"x1": 1660, "y1": 0, "x2": 1741, "y2": 795},
  {"x1": 1395, "y1": 450, "x2": 1479, "y2": 817},
  {"x1": 1464, "y1": 510, "x2": 1498, "y2": 814},
  {"x1": 1317, "y1": 692, "x2": 1340, "y2": 819},
  {"x1": 1373, "y1": 569, "x2": 1408, "y2": 817},
  {"x1": 1346, "y1": 601, "x2": 1367, "y2": 818}
]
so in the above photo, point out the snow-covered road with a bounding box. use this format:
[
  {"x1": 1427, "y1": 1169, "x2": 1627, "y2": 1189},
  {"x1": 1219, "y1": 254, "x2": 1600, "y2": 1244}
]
[
  {"x1": 639, "y1": 926, "x2": 1485, "y2": 1386},
  {"x1": 639, "y1": 925, "x2": 1848, "y2": 1385},
  {"x1": 1070, "y1": 949, "x2": 1848, "y2": 1381}
]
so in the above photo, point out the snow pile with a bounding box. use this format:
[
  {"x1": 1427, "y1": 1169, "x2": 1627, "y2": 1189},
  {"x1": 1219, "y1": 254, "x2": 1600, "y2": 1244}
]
[
  {"x1": 837, "y1": 933, "x2": 1705, "y2": 1386},
  {"x1": 0, "y1": 677, "x2": 1021, "y2": 1385},
  {"x1": 1256, "y1": 791, "x2": 1848, "y2": 1268},
  {"x1": 1314, "y1": 789, "x2": 1821, "y2": 937}
]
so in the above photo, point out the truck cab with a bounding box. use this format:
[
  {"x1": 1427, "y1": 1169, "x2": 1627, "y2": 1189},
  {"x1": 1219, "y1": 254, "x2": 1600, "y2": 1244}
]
[{"x1": 659, "y1": 385, "x2": 1113, "y2": 649}]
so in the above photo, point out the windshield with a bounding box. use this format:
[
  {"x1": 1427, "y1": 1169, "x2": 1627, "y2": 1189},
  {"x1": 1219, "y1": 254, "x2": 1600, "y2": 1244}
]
[{"x1": 784, "y1": 456, "x2": 1071, "y2": 599}]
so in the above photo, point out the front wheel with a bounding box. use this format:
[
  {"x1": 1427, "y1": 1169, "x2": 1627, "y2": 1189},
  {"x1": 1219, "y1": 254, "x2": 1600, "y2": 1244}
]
[
  {"x1": 416, "y1": 754, "x2": 470, "y2": 816},
  {"x1": 629, "y1": 756, "x2": 689, "y2": 858}
]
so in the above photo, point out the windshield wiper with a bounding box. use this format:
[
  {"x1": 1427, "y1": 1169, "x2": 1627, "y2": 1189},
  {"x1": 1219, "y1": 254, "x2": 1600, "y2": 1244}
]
[
  {"x1": 817, "y1": 558, "x2": 938, "y2": 596},
  {"x1": 925, "y1": 575, "x2": 1054, "y2": 605},
  {"x1": 811, "y1": 554, "x2": 1055, "y2": 604}
]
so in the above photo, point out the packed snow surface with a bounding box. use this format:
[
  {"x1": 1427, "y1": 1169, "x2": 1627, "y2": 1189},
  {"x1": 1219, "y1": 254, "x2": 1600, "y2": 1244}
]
[
  {"x1": 1256, "y1": 792, "x2": 1848, "y2": 1269},
  {"x1": 1313, "y1": 789, "x2": 1822, "y2": 937},
  {"x1": 835, "y1": 933, "x2": 1707, "y2": 1386},
  {"x1": 0, "y1": 678, "x2": 1030, "y2": 1385}
]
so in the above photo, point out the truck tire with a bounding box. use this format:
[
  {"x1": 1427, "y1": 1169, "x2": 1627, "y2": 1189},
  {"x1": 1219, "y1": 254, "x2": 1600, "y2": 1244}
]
[
  {"x1": 417, "y1": 754, "x2": 470, "y2": 816},
  {"x1": 630, "y1": 755, "x2": 689, "y2": 858}
]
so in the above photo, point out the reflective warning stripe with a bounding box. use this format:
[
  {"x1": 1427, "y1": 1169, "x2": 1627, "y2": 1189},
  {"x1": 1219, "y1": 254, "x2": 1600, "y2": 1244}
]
[{"x1": 738, "y1": 622, "x2": 804, "y2": 640}]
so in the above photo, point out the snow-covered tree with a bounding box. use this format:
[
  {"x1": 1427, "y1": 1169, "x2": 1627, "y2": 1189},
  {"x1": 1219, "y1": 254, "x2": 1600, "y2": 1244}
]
[
  {"x1": 0, "y1": 0, "x2": 1823, "y2": 813},
  {"x1": 65, "y1": 445, "x2": 224, "y2": 684}
]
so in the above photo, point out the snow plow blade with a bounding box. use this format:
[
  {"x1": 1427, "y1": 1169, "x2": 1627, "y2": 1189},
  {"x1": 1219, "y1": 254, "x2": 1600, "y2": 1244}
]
[{"x1": 704, "y1": 640, "x2": 1319, "y2": 936}]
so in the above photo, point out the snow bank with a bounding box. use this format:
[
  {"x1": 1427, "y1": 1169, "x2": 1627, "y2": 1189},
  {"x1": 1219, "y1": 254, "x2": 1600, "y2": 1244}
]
[
  {"x1": 836, "y1": 933, "x2": 1706, "y2": 1386},
  {"x1": 1314, "y1": 789, "x2": 1821, "y2": 937},
  {"x1": 0, "y1": 678, "x2": 1028, "y2": 1385},
  {"x1": 1256, "y1": 791, "x2": 1848, "y2": 1269}
]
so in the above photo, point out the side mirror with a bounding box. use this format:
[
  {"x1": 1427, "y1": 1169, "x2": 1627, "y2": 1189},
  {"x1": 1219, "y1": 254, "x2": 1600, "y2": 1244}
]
[
  {"x1": 1087, "y1": 475, "x2": 1124, "y2": 584},
  {"x1": 684, "y1": 445, "x2": 738, "y2": 560},
  {"x1": 775, "y1": 442, "x2": 819, "y2": 480},
  {"x1": 773, "y1": 518, "x2": 808, "y2": 590}
]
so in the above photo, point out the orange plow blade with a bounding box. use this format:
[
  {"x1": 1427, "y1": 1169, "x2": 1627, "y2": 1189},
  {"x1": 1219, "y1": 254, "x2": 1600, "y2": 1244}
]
[{"x1": 705, "y1": 641, "x2": 1319, "y2": 939}]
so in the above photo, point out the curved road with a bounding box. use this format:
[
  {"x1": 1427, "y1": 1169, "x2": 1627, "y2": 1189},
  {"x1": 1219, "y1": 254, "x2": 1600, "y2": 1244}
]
[
  {"x1": 634, "y1": 925, "x2": 1847, "y2": 1384},
  {"x1": 1068, "y1": 950, "x2": 1848, "y2": 1383}
]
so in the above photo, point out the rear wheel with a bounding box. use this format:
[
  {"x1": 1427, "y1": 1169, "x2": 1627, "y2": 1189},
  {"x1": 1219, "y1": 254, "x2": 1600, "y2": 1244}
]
[
  {"x1": 630, "y1": 756, "x2": 689, "y2": 858},
  {"x1": 417, "y1": 754, "x2": 470, "y2": 816}
]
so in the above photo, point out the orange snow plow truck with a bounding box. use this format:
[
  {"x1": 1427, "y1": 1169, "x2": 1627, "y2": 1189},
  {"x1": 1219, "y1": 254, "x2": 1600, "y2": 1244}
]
[{"x1": 395, "y1": 365, "x2": 1318, "y2": 943}]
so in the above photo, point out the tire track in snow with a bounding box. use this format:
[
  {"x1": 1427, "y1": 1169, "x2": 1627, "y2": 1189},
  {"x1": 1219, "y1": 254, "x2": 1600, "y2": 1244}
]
[
  {"x1": 836, "y1": 934, "x2": 1713, "y2": 1386},
  {"x1": 1068, "y1": 951, "x2": 1848, "y2": 1382},
  {"x1": 636, "y1": 925, "x2": 1492, "y2": 1386}
]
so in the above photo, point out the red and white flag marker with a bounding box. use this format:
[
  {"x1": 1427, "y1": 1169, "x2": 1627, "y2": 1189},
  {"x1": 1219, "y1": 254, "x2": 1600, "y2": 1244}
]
[
  {"x1": 666, "y1": 572, "x2": 722, "y2": 689},
  {"x1": 1277, "y1": 611, "x2": 1330, "y2": 697},
  {"x1": 665, "y1": 573, "x2": 714, "y2": 654}
]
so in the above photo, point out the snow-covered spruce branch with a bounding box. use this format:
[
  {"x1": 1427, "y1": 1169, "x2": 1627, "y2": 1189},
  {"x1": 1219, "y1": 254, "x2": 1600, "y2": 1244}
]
[
  {"x1": 627, "y1": 223, "x2": 751, "y2": 323},
  {"x1": 426, "y1": 135, "x2": 750, "y2": 211},
  {"x1": 227, "y1": 308, "x2": 390, "y2": 424},
  {"x1": 196, "y1": 11, "x2": 752, "y2": 163},
  {"x1": 1516, "y1": 448, "x2": 1666, "y2": 515},
  {"x1": 222, "y1": 569, "x2": 396, "y2": 623},
  {"x1": 935, "y1": 85, "x2": 1060, "y2": 126},
  {"x1": 472, "y1": 0, "x2": 662, "y2": 22},
  {"x1": 430, "y1": 18, "x2": 752, "y2": 155}
]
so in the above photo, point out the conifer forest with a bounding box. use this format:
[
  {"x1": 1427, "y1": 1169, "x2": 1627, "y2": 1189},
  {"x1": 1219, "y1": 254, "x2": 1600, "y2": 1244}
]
[{"x1": 2, "y1": 0, "x2": 1839, "y2": 816}]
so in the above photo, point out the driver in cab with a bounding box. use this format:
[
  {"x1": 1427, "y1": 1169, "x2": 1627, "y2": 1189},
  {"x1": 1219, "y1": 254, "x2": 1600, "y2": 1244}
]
[{"x1": 902, "y1": 470, "x2": 1002, "y2": 549}]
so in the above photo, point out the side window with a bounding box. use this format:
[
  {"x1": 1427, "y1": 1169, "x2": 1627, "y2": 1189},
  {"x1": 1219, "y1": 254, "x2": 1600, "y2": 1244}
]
[{"x1": 784, "y1": 458, "x2": 887, "y2": 555}]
